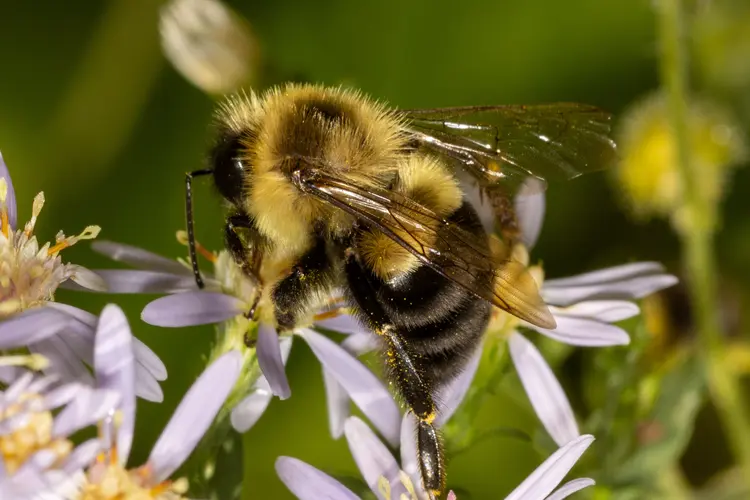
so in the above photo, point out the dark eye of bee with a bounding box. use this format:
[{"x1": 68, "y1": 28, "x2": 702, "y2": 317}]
[{"x1": 211, "y1": 134, "x2": 246, "y2": 205}]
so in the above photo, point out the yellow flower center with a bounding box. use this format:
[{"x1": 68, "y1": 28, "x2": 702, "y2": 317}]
[
  {"x1": 0, "y1": 392, "x2": 74, "y2": 474},
  {"x1": 0, "y1": 179, "x2": 100, "y2": 317},
  {"x1": 78, "y1": 462, "x2": 188, "y2": 500}
]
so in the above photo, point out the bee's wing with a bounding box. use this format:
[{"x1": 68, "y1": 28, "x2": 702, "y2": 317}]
[
  {"x1": 401, "y1": 104, "x2": 617, "y2": 195},
  {"x1": 295, "y1": 169, "x2": 555, "y2": 329}
]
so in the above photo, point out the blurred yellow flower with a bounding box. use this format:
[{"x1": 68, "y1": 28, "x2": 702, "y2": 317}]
[{"x1": 615, "y1": 93, "x2": 746, "y2": 229}]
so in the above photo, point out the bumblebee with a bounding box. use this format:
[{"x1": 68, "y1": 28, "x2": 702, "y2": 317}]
[{"x1": 185, "y1": 83, "x2": 616, "y2": 496}]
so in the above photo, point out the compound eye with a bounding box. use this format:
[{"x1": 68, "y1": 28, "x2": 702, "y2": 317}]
[{"x1": 211, "y1": 135, "x2": 247, "y2": 204}]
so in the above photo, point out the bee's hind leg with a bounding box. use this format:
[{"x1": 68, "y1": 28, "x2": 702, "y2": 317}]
[{"x1": 343, "y1": 251, "x2": 446, "y2": 496}]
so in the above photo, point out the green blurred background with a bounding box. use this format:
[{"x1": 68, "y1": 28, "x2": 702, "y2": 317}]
[{"x1": 1, "y1": 0, "x2": 749, "y2": 498}]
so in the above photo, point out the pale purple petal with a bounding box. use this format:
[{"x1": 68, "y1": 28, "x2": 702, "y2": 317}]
[
  {"x1": 509, "y1": 333, "x2": 579, "y2": 447},
  {"x1": 515, "y1": 177, "x2": 546, "y2": 249},
  {"x1": 530, "y1": 315, "x2": 630, "y2": 347},
  {"x1": 0, "y1": 366, "x2": 23, "y2": 384},
  {"x1": 93, "y1": 270, "x2": 203, "y2": 294},
  {"x1": 322, "y1": 368, "x2": 349, "y2": 439},
  {"x1": 62, "y1": 439, "x2": 101, "y2": 474},
  {"x1": 148, "y1": 350, "x2": 242, "y2": 483},
  {"x1": 68, "y1": 266, "x2": 107, "y2": 292},
  {"x1": 41, "y1": 383, "x2": 82, "y2": 410},
  {"x1": 0, "y1": 152, "x2": 17, "y2": 229},
  {"x1": 544, "y1": 478, "x2": 595, "y2": 500},
  {"x1": 436, "y1": 344, "x2": 482, "y2": 426},
  {"x1": 53, "y1": 387, "x2": 120, "y2": 437},
  {"x1": 298, "y1": 329, "x2": 400, "y2": 446},
  {"x1": 30, "y1": 337, "x2": 94, "y2": 386},
  {"x1": 544, "y1": 262, "x2": 666, "y2": 287},
  {"x1": 542, "y1": 263, "x2": 678, "y2": 306},
  {"x1": 230, "y1": 389, "x2": 272, "y2": 433},
  {"x1": 0, "y1": 308, "x2": 75, "y2": 349},
  {"x1": 46, "y1": 303, "x2": 97, "y2": 327},
  {"x1": 504, "y1": 435, "x2": 594, "y2": 500},
  {"x1": 399, "y1": 413, "x2": 419, "y2": 480},
  {"x1": 136, "y1": 368, "x2": 165, "y2": 403},
  {"x1": 344, "y1": 416, "x2": 403, "y2": 496},
  {"x1": 256, "y1": 324, "x2": 291, "y2": 399},
  {"x1": 142, "y1": 291, "x2": 244, "y2": 327},
  {"x1": 132, "y1": 337, "x2": 168, "y2": 381},
  {"x1": 315, "y1": 314, "x2": 369, "y2": 336},
  {"x1": 4, "y1": 371, "x2": 35, "y2": 402},
  {"x1": 92, "y1": 240, "x2": 191, "y2": 275},
  {"x1": 94, "y1": 304, "x2": 136, "y2": 464},
  {"x1": 552, "y1": 301, "x2": 639, "y2": 323},
  {"x1": 230, "y1": 337, "x2": 292, "y2": 433},
  {"x1": 340, "y1": 332, "x2": 379, "y2": 356},
  {"x1": 276, "y1": 456, "x2": 359, "y2": 500}
]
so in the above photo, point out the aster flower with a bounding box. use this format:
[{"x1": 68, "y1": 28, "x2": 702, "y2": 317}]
[
  {"x1": 0, "y1": 153, "x2": 166, "y2": 402},
  {"x1": 276, "y1": 415, "x2": 595, "y2": 500},
  {"x1": 490, "y1": 179, "x2": 678, "y2": 446},
  {"x1": 91, "y1": 237, "x2": 401, "y2": 441},
  {"x1": 63, "y1": 304, "x2": 242, "y2": 499},
  {"x1": 0, "y1": 364, "x2": 121, "y2": 498}
]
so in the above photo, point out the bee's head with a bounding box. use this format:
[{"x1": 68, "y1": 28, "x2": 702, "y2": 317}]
[{"x1": 209, "y1": 131, "x2": 248, "y2": 207}]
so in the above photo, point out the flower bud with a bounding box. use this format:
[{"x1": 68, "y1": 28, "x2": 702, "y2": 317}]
[
  {"x1": 614, "y1": 93, "x2": 746, "y2": 228},
  {"x1": 160, "y1": 0, "x2": 259, "y2": 95}
]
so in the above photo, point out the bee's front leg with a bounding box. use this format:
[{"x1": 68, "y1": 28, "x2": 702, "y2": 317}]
[{"x1": 271, "y1": 236, "x2": 336, "y2": 330}]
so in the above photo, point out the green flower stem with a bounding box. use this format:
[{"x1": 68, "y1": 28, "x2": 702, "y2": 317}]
[{"x1": 657, "y1": 0, "x2": 750, "y2": 481}]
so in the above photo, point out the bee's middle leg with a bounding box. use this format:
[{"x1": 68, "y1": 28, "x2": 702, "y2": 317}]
[{"x1": 271, "y1": 236, "x2": 336, "y2": 330}]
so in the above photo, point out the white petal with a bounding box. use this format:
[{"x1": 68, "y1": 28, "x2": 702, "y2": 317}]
[
  {"x1": 94, "y1": 304, "x2": 136, "y2": 464},
  {"x1": 256, "y1": 324, "x2": 291, "y2": 399},
  {"x1": 92, "y1": 240, "x2": 191, "y2": 275},
  {"x1": 515, "y1": 177, "x2": 546, "y2": 249},
  {"x1": 531, "y1": 315, "x2": 630, "y2": 347},
  {"x1": 30, "y1": 338, "x2": 94, "y2": 386},
  {"x1": 315, "y1": 314, "x2": 370, "y2": 336},
  {"x1": 62, "y1": 439, "x2": 101, "y2": 474},
  {"x1": 509, "y1": 333, "x2": 579, "y2": 447},
  {"x1": 504, "y1": 435, "x2": 595, "y2": 500},
  {"x1": 344, "y1": 416, "x2": 402, "y2": 496},
  {"x1": 298, "y1": 329, "x2": 401, "y2": 447},
  {"x1": 0, "y1": 308, "x2": 75, "y2": 348},
  {"x1": 132, "y1": 337, "x2": 168, "y2": 381},
  {"x1": 542, "y1": 262, "x2": 678, "y2": 306},
  {"x1": 47, "y1": 302, "x2": 97, "y2": 327},
  {"x1": 436, "y1": 344, "x2": 482, "y2": 426},
  {"x1": 135, "y1": 367, "x2": 165, "y2": 403},
  {"x1": 552, "y1": 301, "x2": 639, "y2": 323},
  {"x1": 230, "y1": 337, "x2": 291, "y2": 433},
  {"x1": 0, "y1": 152, "x2": 17, "y2": 229},
  {"x1": 340, "y1": 332, "x2": 379, "y2": 356},
  {"x1": 544, "y1": 478, "x2": 595, "y2": 500},
  {"x1": 148, "y1": 350, "x2": 242, "y2": 483},
  {"x1": 53, "y1": 387, "x2": 121, "y2": 437},
  {"x1": 93, "y1": 269, "x2": 208, "y2": 294},
  {"x1": 230, "y1": 389, "x2": 272, "y2": 433},
  {"x1": 543, "y1": 262, "x2": 666, "y2": 287},
  {"x1": 68, "y1": 266, "x2": 107, "y2": 291},
  {"x1": 41, "y1": 383, "x2": 82, "y2": 410},
  {"x1": 322, "y1": 368, "x2": 349, "y2": 439},
  {"x1": 276, "y1": 456, "x2": 359, "y2": 500},
  {"x1": 399, "y1": 413, "x2": 419, "y2": 480},
  {"x1": 142, "y1": 291, "x2": 244, "y2": 327}
]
